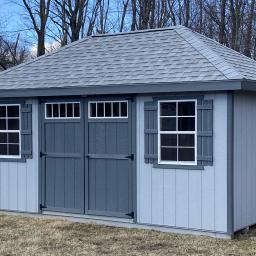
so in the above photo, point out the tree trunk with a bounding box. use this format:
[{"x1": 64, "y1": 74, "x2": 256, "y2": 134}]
[
  {"x1": 184, "y1": 0, "x2": 190, "y2": 27},
  {"x1": 219, "y1": 0, "x2": 227, "y2": 44},
  {"x1": 37, "y1": 30, "x2": 46, "y2": 56},
  {"x1": 244, "y1": 0, "x2": 255, "y2": 57},
  {"x1": 131, "y1": 0, "x2": 137, "y2": 31}
]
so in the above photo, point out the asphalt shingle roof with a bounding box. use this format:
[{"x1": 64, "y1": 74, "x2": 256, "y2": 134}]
[{"x1": 0, "y1": 25, "x2": 255, "y2": 91}]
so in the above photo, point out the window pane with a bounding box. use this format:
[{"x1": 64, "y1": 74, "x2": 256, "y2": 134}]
[
  {"x1": 90, "y1": 103, "x2": 96, "y2": 117},
  {"x1": 160, "y1": 117, "x2": 176, "y2": 131},
  {"x1": 105, "y1": 102, "x2": 111, "y2": 117},
  {"x1": 113, "y1": 102, "x2": 119, "y2": 117},
  {"x1": 97, "y1": 103, "x2": 104, "y2": 117},
  {"x1": 121, "y1": 102, "x2": 127, "y2": 117},
  {"x1": 178, "y1": 102, "x2": 195, "y2": 116},
  {"x1": 53, "y1": 104, "x2": 59, "y2": 118},
  {"x1": 46, "y1": 104, "x2": 52, "y2": 118},
  {"x1": 8, "y1": 133, "x2": 19, "y2": 143},
  {"x1": 160, "y1": 102, "x2": 176, "y2": 116},
  {"x1": 67, "y1": 103, "x2": 73, "y2": 117},
  {"x1": 0, "y1": 106, "x2": 6, "y2": 118},
  {"x1": 161, "y1": 134, "x2": 177, "y2": 147},
  {"x1": 178, "y1": 134, "x2": 194, "y2": 147},
  {"x1": 178, "y1": 117, "x2": 195, "y2": 131},
  {"x1": 178, "y1": 148, "x2": 195, "y2": 161},
  {"x1": 7, "y1": 106, "x2": 19, "y2": 117},
  {"x1": 74, "y1": 103, "x2": 80, "y2": 117},
  {"x1": 9, "y1": 144, "x2": 19, "y2": 155},
  {"x1": 0, "y1": 133, "x2": 7, "y2": 143},
  {"x1": 0, "y1": 144, "x2": 7, "y2": 155},
  {"x1": 0, "y1": 119, "x2": 6, "y2": 130},
  {"x1": 59, "y1": 104, "x2": 66, "y2": 117},
  {"x1": 161, "y1": 147, "x2": 177, "y2": 161},
  {"x1": 8, "y1": 119, "x2": 19, "y2": 130}
]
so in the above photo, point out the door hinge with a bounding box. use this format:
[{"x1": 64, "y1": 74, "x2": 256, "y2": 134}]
[
  {"x1": 40, "y1": 152, "x2": 47, "y2": 157},
  {"x1": 126, "y1": 211, "x2": 134, "y2": 218},
  {"x1": 39, "y1": 204, "x2": 47, "y2": 210},
  {"x1": 126, "y1": 154, "x2": 134, "y2": 160}
]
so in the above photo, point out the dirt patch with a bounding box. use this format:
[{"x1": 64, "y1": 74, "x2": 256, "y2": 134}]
[{"x1": 0, "y1": 214, "x2": 255, "y2": 255}]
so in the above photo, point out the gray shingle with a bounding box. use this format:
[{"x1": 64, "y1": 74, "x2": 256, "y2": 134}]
[{"x1": 0, "y1": 25, "x2": 254, "y2": 91}]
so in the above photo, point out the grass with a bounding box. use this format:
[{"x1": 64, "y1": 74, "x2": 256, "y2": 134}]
[{"x1": 0, "y1": 214, "x2": 256, "y2": 255}]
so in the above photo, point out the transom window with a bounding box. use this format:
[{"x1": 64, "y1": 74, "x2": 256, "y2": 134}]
[
  {"x1": 158, "y1": 100, "x2": 197, "y2": 165},
  {"x1": 89, "y1": 101, "x2": 128, "y2": 118},
  {"x1": 0, "y1": 105, "x2": 20, "y2": 157},
  {"x1": 45, "y1": 102, "x2": 80, "y2": 119}
]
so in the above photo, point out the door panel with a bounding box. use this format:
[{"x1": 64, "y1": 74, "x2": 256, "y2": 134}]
[
  {"x1": 87, "y1": 99, "x2": 134, "y2": 218},
  {"x1": 41, "y1": 101, "x2": 84, "y2": 214}
]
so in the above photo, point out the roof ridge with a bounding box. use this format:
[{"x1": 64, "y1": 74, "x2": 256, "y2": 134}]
[
  {"x1": 0, "y1": 36, "x2": 91, "y2": 77},
  {"x1": 174, "y1": 26, "x2": 243, "y2": 80},
  {"x1": 92, "y1": 26, "x2": 178, "y2": 38}
]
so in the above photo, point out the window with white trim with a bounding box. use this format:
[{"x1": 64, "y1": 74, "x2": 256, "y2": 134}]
[
  {"x1": 158, "y1": 100, "x2": 197, "y2": 165},
  {"x1": 0, "y1": 105, "x2": 20, "y2": 157},
  {"x1": 89, "y1": 101, "x2": 128, "y2": 118},
  {"x1": 45, "y1": 102, "x2": 80, "y2": 119}
]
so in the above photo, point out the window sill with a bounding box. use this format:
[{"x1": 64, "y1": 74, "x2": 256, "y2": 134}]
[
  {"x1": 0, "y1": 158, "x2": 26, "y2": 163},
  {"x1": 153, "y1": 163, "x2": 204, "y2": 170}
]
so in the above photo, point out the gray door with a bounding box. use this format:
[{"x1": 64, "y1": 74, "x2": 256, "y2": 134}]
[
  {"x1": 41, "y1": 101, "x2": 84, "y2": 214},
  {"x1": 86, "y1": 99, "x2": 135, "y2": 218}
]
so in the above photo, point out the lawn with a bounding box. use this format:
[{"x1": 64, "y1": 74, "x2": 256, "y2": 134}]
[{"x1": 0, "y1": 214, "x2": 256, "y2": 255}]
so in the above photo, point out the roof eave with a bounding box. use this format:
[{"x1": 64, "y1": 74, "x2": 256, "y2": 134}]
[
  {"x1": 241, "y1": 79, "x2": 256, "y2": 91},
  {"x1": 0, "y1": 80, "x2": 243, "y2": 98}
]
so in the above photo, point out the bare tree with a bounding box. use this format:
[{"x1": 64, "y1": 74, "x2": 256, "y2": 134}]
[
  {"x1": 229, "y1": 0, "x2": 244, "y2": 51},
  {"x1": 119, "y1": 0, "x2": 130, "y2": 32},
  {"x1": 21, "y1": 0, "x2": 51, "y2": 56},
  {"x1": 184, "y1": 0, "x2": 190, "y2": 27},
  {"x1": 244, "y1": 0, "x2": 255, "y2": 57},
  {"x1": 219, "y1": 0, "x2": 227, "y2": 44},
  {"x1": 53, "y1": 0, "x2": 89, "y2": 42},
  {"x1": 97, "y1": 0, "x2": 110, "y2": 34},
  {"x1": 0, "y1": 35, "x2": 29, "y2": 69}
]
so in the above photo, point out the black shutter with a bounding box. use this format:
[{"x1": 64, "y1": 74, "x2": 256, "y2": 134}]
[
  {"x1": 144, "y1": 101, "x2": 158, "y2": 164},
  {"x1": 21, "y1": 104, "x2": 33, "y2": 159},
  {"x1": 197, "y1": 99, "x2": 213, "y2": 166}
]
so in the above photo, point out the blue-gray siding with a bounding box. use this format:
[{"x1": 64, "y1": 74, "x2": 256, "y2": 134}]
[
  {"x1": 0, "y1": 99, "x2": 39, "y2": 212},
  {"x1": 136, "y1": 94, "x2": 228, "y2": 233},
  {"x1": 233, "y1": 92, "x2": 256, "y2": 231}
]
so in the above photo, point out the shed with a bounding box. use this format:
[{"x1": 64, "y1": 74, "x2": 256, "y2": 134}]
[{"x1": 0, "y1": 25, "x2": 255, "y2": 238}]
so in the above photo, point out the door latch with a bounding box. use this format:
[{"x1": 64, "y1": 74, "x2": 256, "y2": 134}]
[{"x1": 126, "y1": 154, "x2": 134, "y2": 160}]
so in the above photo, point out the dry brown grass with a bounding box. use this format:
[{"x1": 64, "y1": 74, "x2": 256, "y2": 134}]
[{"x1": 0, "y1": 214, "x2": 255, "y2": 255}]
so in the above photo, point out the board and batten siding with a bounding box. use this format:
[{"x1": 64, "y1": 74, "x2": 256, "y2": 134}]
[
  {"x1": 233, "y1": 92, "x2": 256, "y2": 232},
  {"x1": 0, "y1": 99, "x2": 39, "y2": 213},
  {"x1": 136, "y1": 93, "x2": 228, "y2": 233}
]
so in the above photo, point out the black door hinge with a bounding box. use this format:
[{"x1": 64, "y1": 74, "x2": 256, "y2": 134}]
[
  {"x1": 40, "y1": 152, "x2": 47, "y2": 157},
  {"x1": 39, "y1": 204, "x2": 47, "y2": 210},
  {"x1": 126, "y1": 154, "x2": 134, "y2": 160},
  {"x1": 126, "y1": 212, "x2": 134, "y2": 218}
]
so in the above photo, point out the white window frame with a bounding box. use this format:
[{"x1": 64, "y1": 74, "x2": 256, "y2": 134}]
[
  {"x1": 158, "y1": 99, "x2": 197, "y2": 166},
  {"x1": 45, "y1": 102, "x2": 81, "y2": 119},
  {"x1": 88, "y1": 100, "x2": 128, "y2": 119},
  {"x1": 0, "y1": 104, "x2": 21, "y2": 159}
]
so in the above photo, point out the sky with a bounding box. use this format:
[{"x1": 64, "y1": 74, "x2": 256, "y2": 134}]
[
  {"x1": 0, "y1": 0, "x2": 24, "y2": 37},
  {"x1": 0, "y1": 0, "x2": 40, "y2": 51},
  {"x1": 0, "y1": 0, "x2": 126, "y2": 52}
]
